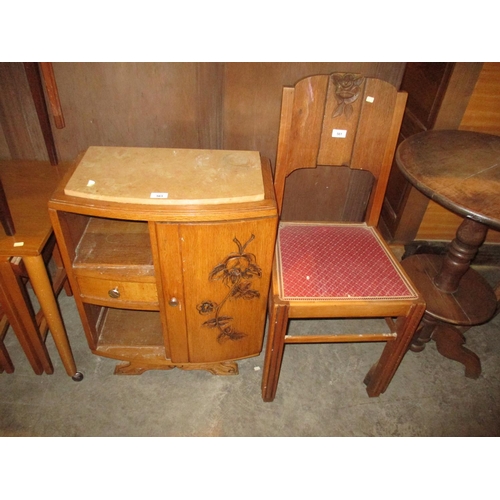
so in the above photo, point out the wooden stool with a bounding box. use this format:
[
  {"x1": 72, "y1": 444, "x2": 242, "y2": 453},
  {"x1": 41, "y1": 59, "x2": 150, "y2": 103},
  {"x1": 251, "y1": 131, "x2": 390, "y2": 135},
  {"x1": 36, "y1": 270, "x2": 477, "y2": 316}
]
[{"x1": 0, "y1": 160, "x2": 82, "y2": 380}]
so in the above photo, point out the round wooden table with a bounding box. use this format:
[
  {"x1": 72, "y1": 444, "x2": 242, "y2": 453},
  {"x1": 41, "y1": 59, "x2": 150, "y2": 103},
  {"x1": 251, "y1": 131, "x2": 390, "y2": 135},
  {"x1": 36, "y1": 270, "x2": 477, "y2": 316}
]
[{"x1": 396, "y1": 130, "x2": 500, "y2": 378}]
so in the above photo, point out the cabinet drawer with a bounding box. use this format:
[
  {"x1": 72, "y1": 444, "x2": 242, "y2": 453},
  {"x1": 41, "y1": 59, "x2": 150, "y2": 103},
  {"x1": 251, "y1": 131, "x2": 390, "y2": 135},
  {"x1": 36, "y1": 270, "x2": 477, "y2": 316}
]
[{"x1": 76, "y1": 276, "x2": 159, "y2": 309}]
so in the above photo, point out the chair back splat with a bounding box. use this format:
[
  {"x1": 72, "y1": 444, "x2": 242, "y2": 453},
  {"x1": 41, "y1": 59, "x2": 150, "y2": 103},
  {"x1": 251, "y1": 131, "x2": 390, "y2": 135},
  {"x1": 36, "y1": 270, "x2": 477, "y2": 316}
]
[
  {"x1": 275, "y1": 73, "x2": 407, "y2": 224},
  {"x1": 262, "y1": 73, "x2": 425, "y2": 402}
]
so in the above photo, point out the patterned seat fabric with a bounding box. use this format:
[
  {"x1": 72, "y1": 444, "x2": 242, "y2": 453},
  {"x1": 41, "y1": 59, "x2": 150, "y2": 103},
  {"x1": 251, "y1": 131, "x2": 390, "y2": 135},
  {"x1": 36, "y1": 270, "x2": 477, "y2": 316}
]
[{"x1": 277, "y1": 223, "x2": 418, "y2": 301}]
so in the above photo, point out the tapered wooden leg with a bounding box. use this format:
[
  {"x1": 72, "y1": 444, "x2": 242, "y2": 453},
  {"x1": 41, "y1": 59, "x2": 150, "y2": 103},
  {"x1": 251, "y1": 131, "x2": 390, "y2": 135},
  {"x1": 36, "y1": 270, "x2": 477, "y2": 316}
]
[
  {"x1": 0, "y1": 314, "x2": 14, "y2": 373},
  {"x1": 364, "y1": 301, "x2": 426, "y2": 397},
  {"x1": 0, "y1": 258, "x2": 50, "y2": 374},
  {"x1": 23, "y1": 254, "x2": 78, "y2": 378},
  {"x1": 261, "y1": 297, "x2": 289, "y2": 402},
  {"x1": 0, "y1": 343, "x2": 14, "y2": 373}
]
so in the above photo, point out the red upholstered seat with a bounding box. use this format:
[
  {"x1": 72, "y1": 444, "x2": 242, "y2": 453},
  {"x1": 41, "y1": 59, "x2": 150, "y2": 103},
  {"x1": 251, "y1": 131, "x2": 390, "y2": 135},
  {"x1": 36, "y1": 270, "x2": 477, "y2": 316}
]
[{"x1": 277, "y1": 223, "x2": 418, "y2": 301}]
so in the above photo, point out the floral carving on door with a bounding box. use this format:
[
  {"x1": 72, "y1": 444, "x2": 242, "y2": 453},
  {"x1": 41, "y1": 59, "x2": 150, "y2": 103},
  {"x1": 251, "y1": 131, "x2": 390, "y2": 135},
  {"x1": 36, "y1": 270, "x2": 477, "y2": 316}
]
[{"x1": 197, "y1": 234, "x2": 262, "y2": 343}]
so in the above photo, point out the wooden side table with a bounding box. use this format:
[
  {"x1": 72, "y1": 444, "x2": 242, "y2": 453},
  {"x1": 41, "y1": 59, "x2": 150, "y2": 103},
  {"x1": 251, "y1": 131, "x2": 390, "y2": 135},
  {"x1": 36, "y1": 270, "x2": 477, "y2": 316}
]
[
  {"x1": 396, "y1": 130, "x2": 500, "y2": 378},
  {"x1": 0, "y1": 160, "x2": 82, "y2": 380}
]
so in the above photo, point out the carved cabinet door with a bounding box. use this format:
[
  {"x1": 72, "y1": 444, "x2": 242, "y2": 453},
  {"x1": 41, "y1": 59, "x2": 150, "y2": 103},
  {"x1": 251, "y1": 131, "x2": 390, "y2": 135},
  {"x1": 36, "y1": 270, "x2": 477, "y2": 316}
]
[{"x1": 154, "y1": 217, "x2": 277, "y2": 364}]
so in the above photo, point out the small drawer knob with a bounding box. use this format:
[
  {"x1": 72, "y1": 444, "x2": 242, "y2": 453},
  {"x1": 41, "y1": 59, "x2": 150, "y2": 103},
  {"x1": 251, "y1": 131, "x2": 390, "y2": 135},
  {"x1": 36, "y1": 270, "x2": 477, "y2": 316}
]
[
  {"x1": 169, "y1": 297, "x2": 179, "y2": 307},
  {"x1": 108, "y1": 287, "x2": 120, "y2": 299}
]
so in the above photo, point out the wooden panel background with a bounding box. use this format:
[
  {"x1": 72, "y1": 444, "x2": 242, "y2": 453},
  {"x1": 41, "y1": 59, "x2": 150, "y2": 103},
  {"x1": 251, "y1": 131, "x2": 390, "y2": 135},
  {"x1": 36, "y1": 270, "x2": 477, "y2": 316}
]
[
  {"x1": 0, "y1": 62, "x2": 48, "y2": 161},
  {"x1": 1, "y1": 63, "x2": 404, "y2": 162},
  {"x1": 0, "y1": 62, "x2": 405, "y2": 222},
  {"x1": 49, "y1": 62, "x2": 225, "y2": 158}
]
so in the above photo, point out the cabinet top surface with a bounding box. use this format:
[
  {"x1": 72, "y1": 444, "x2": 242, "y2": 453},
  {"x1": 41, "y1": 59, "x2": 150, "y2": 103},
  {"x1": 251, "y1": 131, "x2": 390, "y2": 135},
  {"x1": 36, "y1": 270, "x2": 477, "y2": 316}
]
[{"x1": 63, "y1": 147, "x2": 265, "y2": 205}]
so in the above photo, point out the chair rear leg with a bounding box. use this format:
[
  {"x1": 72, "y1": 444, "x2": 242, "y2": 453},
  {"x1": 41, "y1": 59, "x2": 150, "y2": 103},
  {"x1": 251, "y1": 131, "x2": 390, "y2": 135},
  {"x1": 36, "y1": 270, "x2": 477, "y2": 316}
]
[
  {"x1": 261, "y1": 299, "x2": 289, "y2": 402},
  {"x1": 0, "y1": 342, "x2": 14, "y2": 373},
  {"x1": 0, "y1": 314, "x2": 14, "y2": 373},
  {"x1": 364, "y1": 302, "x2": 425, "y2": 397}
]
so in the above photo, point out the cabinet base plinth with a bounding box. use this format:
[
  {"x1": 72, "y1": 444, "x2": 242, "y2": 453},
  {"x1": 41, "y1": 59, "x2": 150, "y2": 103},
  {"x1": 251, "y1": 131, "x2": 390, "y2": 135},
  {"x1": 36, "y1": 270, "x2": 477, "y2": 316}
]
[
  {"x1": 113, "y1": 359, "x2": 239, "y2": 376},
  {"x1": 95, "y1": 344, "x2": 240, "y2": 376}
]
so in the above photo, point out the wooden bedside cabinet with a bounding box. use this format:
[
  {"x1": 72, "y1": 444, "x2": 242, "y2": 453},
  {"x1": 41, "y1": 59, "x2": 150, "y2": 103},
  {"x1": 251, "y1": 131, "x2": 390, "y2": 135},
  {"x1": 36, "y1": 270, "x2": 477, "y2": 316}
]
[{"x1": 49, "y1": 147, "x2": 278, "y2": 376}]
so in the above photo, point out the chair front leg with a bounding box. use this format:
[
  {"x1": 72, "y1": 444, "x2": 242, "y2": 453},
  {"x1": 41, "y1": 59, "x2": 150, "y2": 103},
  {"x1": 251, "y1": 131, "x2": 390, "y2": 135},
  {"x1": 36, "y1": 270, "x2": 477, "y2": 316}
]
[
  {"x1": 261, "y1": 296, "x2": 289, "y2": 402},
  {"x1": 364, "y1": 301, "x2": 425, "y2": 397}
]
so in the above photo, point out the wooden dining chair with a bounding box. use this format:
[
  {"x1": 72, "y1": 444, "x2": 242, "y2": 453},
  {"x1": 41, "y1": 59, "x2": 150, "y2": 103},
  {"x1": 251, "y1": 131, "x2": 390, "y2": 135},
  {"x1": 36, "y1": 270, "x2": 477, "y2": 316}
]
[{"x1": 261, "y1": 73, "x2": 426, "y2": 402}]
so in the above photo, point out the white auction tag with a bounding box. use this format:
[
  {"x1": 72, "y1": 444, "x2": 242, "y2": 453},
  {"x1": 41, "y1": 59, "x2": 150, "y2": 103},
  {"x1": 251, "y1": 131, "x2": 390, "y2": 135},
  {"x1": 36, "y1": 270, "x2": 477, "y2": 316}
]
[{"x1": 332, "y1": 129, "x2": 347, "y2": 138}]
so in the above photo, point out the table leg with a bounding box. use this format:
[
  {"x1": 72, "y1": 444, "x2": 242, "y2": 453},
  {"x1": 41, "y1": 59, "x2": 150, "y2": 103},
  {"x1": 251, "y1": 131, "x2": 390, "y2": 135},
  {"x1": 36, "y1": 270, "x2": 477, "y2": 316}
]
[{"x1": 23, "y1": 254, "x2": 81, "y2": 380}]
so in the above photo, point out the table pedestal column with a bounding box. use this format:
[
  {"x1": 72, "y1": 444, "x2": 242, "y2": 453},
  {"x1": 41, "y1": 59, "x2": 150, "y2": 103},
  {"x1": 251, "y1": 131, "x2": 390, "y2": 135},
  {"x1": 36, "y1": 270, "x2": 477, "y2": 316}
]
[{"x1": 402, "y1": 218, "x2": 497, "y2": 378}]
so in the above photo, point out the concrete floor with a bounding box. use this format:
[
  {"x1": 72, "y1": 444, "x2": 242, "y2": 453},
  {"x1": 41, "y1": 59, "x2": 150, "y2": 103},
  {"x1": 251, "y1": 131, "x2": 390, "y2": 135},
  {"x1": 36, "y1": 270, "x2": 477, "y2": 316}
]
[{"x1": 1, "y1": 266, "x2": 500, "y2": 438}]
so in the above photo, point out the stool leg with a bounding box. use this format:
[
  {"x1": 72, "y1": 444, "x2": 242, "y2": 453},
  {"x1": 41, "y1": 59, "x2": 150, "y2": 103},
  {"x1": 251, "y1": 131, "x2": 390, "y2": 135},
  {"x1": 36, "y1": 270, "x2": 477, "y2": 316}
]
[
  {"x1": 0, "y1": 315, "x2": 15, "y2": 373},
  {"x1": 0, "y1": 258, "x2": 50, "y2": 374},
  {"x1": 0, "y1": 345, "x2": 14, "y2": 373},
  {"x1": 23, "y1": 255, "x2": 80, "y2": 379}
]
